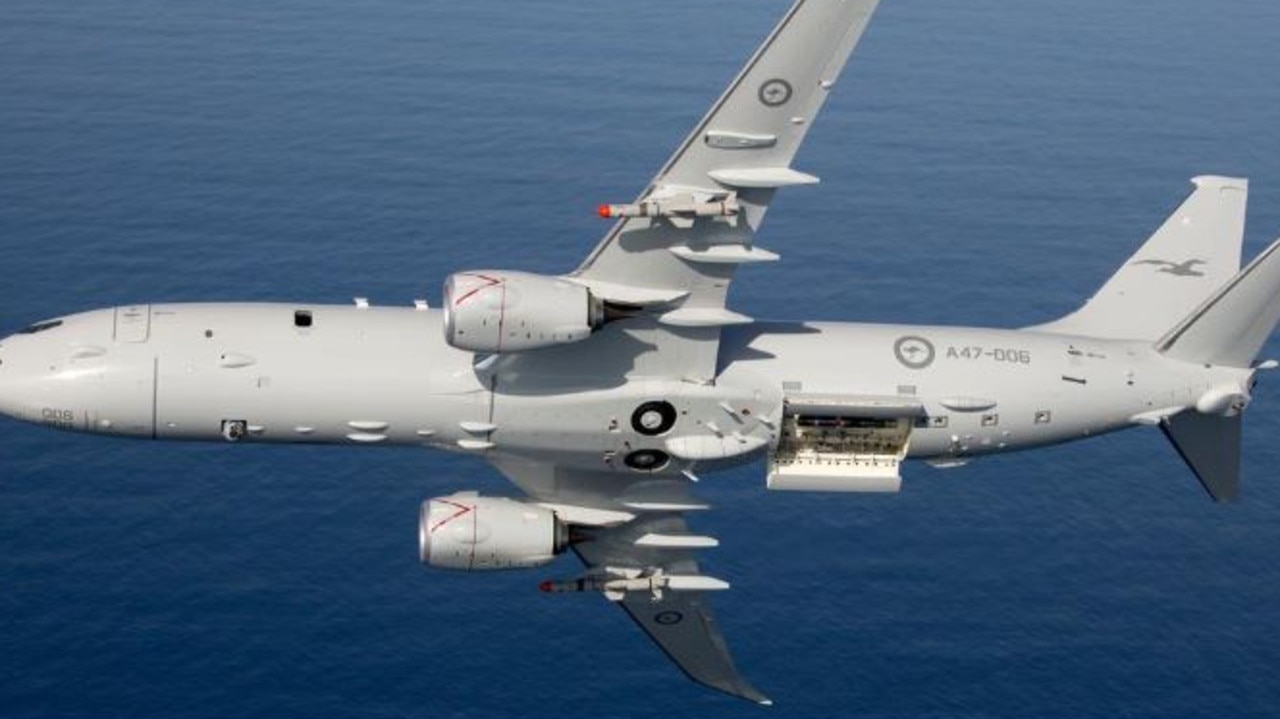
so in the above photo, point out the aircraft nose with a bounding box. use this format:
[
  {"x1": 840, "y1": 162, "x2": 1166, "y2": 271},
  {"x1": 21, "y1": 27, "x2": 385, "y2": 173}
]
[
  {"x1": 0, "y1": 310, "x2": 155, "y2": 436},
  {"x1": 0, "y1": 312, "x2": 112, "y2": 426}
]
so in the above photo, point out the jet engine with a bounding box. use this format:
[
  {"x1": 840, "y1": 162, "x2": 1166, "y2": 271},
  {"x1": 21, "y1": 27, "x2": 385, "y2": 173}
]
[
  {"x1": 443, "y1": 271, "x2": 603, "y2": 353},
  {"x1": 419, "y1": 493, "x2": 567, "y2": 571}
]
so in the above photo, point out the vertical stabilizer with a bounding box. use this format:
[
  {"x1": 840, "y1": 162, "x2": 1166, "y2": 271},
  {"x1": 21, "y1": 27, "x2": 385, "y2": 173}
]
[
  {"x1": 1034, "y1": 176, "x2": 1246, "y2": 340},
  {"x1": 1160, "y1": 411, "x2": 1241, "y2": 502}
]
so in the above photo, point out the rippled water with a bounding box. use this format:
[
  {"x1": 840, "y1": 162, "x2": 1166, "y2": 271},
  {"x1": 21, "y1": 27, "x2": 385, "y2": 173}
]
[{"x1": 3, "y1": 1, "x2": 1280, "y2": 717}]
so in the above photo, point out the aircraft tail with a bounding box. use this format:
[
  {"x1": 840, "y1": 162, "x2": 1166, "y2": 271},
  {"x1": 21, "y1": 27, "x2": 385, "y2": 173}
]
[
  {"x1": 1152, "y1": 228, "x2": 1280, "y2": 503},
  {"x1": 1156, "y1": 237, "x2": 1280, "y2": 367},
  {"x1": 1033, "y1": 176, "x2": 1247, "y2": 341}
]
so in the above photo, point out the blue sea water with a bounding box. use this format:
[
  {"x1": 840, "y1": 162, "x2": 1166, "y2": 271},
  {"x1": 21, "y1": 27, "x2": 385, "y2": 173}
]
[{"x1": 3, "y1": 0, "x2": 1280, "y2": 717}]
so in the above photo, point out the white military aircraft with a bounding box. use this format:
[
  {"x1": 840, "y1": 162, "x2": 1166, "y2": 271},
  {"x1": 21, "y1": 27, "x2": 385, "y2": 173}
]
[{"x1": 2, "y1": 0, "x2": 1279, "y2": 705}]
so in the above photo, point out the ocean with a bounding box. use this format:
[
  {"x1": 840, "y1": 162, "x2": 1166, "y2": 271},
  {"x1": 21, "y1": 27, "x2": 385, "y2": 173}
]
[{"x1": 3, "y1": 0, "x2": 1280, "y2": 717}]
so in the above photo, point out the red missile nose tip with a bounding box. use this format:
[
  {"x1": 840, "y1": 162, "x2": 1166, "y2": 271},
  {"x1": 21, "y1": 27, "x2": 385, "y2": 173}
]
[{"x1": 597, "y1": 205, "x2": 613, "y2": 219}]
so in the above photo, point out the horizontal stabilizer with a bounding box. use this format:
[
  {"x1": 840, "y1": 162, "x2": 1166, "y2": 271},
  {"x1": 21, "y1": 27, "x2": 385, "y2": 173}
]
[
  {"x1": 1160, "y1": 410, "x2": 1241, "y2": 502},
  {"x1": 1158, "y1": 237, "x2": 1280, "y2": 367}
]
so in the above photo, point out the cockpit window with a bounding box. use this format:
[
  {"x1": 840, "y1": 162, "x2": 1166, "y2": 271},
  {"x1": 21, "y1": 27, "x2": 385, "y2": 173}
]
[{"x1": 17, "y1": 319, "x2": 63, "y2": 334}]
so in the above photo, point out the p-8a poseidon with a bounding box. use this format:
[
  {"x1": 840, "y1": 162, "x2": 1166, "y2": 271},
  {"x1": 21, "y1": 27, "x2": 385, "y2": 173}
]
[{"x1": 2, "y1": 0, "x2": 1279, "y2": 704}]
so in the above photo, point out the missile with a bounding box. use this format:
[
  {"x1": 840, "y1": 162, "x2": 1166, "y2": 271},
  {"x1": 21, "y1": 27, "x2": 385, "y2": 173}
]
[
  {"x1": 539, "y1": 575, "x2": 653, "y2": 600},
  {"x1": 539, "y1": 577, "x2": 600, "y2": 593},
  {"x1": 540, "y1": 571, "x2": 730, "y2": 601},
  {"x1": 598, "y1": 197, "x2": 740, "y2": 219}
]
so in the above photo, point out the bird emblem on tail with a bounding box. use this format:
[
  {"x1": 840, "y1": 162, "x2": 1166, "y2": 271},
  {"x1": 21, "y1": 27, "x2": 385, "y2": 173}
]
[{"x1": 1132, "y1": 258, "x2": 1208, "y2": 276}]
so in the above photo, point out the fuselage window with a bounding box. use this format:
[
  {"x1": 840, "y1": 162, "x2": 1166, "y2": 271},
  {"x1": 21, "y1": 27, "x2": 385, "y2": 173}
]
[{"x1": 294, "y1": 310, "x2": 313, "y2": 328}]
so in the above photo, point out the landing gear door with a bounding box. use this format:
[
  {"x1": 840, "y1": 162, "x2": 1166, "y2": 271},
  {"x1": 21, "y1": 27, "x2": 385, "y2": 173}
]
[
  {"x1": 113, "y1": 305, "x2": 151, "y2": 343},
  {"x1": 767, "y1": 394, "x2": 925, "y2": 492}
]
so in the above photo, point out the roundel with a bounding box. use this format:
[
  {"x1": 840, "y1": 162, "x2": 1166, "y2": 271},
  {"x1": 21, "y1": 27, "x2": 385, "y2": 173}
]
[
  {"x1": 654, "y1": 611, "x2": 684, "y2": 626},
  {"x1": 758, "y1": 78, "x2": 793, "y2": 107},
  {"x1": 631, "y1": 400, "x2": 677, "y2": 436},
  {"x1": 893, "y1": 335, "x2": 936, "y2": 369}
]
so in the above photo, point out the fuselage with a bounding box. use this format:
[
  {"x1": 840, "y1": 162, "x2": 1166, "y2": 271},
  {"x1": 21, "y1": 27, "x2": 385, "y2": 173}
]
[{"x1": 0, "y1": 302, "x2": 1249, "y2": 476}]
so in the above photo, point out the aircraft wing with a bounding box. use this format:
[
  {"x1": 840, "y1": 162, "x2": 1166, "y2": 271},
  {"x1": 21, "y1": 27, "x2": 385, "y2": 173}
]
[
  {"x1": 578, "y1": 519, "x2": 771, "y2": 705},
  {"x1": 567, "y1": 0, "x2": 881, "y2": 382},
  {"x1": 478, "y1": 0, "x2": 884, "y2": 701},
  {"x1": 489, "y1": 456, "x2": 771, "y2": 704}
]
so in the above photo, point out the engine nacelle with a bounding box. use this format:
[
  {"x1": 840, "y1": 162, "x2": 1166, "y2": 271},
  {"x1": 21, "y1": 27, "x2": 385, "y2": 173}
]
[
  {"x1": 443, "y1": 271, "x2": 602, "y2": 353},
  {"x1": 419, "y1": 493, "x2": 567, "y2": 571}
]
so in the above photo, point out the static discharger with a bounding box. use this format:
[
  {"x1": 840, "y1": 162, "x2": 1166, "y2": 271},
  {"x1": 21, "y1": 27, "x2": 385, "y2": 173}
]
[{"x1": 598, "y1": 196, "x2": 740, "y2": 219}]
